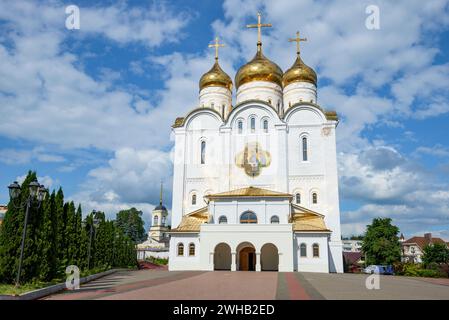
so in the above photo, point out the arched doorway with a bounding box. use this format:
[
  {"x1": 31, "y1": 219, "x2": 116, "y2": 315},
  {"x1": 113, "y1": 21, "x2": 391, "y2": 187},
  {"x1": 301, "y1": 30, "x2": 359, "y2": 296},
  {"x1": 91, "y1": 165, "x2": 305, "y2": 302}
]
[
  {"x1": 214, "y1": 243, "x2": 231, "y2": 270},
  {"x1": 261, "y1": 243, "x2": 279, "y2": 271},
  {"x1": 237, "y1": 242, "x2": 256, "y2": 271}
]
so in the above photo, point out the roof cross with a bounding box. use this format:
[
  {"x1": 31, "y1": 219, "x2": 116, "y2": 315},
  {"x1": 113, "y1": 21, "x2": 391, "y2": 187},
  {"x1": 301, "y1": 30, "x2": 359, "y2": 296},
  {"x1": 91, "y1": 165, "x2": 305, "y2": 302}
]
[
  {"x1": 289, "y1": 31, "x2": 307, "y2": 56},
  {"x1": 208, "y1": 36, "x2": 225, "y2": 61},
  {"x1": 247, "y1": 12, "x2": 272, "y2": 51}
]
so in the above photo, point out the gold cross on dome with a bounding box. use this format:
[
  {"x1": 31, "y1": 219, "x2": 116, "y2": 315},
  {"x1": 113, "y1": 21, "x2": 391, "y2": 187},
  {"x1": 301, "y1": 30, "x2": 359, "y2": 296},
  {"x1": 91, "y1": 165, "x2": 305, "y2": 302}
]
[
  {"x1": 208, "y1": 37, "x2": 225, "y2": 60},
  {"x1": 247, "y1": 12, "x2": 272, "y2": 49},
  {"x1": 289, "y1": 31, "x2": 307, "y2": 56}
]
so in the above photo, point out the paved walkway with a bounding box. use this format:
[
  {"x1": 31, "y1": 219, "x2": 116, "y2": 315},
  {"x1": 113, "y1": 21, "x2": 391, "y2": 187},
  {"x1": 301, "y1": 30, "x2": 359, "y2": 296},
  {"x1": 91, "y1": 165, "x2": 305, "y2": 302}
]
[{"x1": 43, "y1": 269, "x2": 449, "y2": 300}]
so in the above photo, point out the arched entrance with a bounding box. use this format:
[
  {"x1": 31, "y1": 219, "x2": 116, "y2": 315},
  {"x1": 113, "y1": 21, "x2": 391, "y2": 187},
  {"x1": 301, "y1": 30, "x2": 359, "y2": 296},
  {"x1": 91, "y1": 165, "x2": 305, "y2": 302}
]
[
  {"x1": 261, "y1": 243, "x2": 279, "y2": 271},
  {"x1": 237, "y1": 242, "x2": 256, "y2": 271},
  {"x1": 214, "y1": 243, "x2": 231, "y2": 270}
]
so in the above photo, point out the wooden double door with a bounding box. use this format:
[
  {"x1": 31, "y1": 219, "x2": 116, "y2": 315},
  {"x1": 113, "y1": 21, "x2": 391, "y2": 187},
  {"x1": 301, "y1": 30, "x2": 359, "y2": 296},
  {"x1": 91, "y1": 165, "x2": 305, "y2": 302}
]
[{"x1": 239, "y1": 247, "x2": 256, "y2": 271}]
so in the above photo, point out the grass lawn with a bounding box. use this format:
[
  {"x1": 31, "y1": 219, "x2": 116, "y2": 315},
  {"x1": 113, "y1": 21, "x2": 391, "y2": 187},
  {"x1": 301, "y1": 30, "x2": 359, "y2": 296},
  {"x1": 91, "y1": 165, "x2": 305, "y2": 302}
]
[{"x1": 0, "y1": 280, "x2": 60, "y2": 296}]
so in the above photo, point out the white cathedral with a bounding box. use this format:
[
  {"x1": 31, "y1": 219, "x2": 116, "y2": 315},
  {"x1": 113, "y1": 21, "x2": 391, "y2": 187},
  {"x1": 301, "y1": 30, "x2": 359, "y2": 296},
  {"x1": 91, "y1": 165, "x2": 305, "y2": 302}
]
[{"x1": 168, "y1": 14, "x2": 343, "y2": 273}]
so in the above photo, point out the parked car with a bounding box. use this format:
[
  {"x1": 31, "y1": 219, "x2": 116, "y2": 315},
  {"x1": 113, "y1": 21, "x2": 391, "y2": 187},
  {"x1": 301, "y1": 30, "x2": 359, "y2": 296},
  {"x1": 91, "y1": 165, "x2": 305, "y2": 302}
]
[{"x1": 364, "y1": 265, "x2": 394, "y2": 275}]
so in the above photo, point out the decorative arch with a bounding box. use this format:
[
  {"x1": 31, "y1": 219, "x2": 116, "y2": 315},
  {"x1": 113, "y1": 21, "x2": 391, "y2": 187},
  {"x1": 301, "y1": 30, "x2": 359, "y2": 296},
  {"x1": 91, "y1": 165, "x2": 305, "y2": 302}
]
[
  {"x1": 183, "y1": 108, "x2": 223, "y2": 130},
  {"x1": 214, "y1": 243, "x2": 231, "y2": 270},
  {"x1": 270, "y1": 215, "x2": 279, "y2": 224},
  {"x1": 240, "y1": 211, "x2": 257, "y2": 224},
  {"x1": 261, "y1": 243, "x2": 279, "y2": 271},
  {"x1": 236, "y1": 241, "x2": 256, "y2": 271},
  {"x1": 283, "y1": 103, "x2": 327, "y2": 125},
  {"x1": 226, "y1": 101, "x2": 282, "y2": 128},
  {"x1": 177, "y1": 243, "x2": 184, "y2": 256}
]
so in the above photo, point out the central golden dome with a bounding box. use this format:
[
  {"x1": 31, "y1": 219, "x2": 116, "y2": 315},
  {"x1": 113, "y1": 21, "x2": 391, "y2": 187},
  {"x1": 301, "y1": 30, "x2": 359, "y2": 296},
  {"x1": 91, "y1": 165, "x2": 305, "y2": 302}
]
[
  {"x1": 282, "y1": 55, "x2": 317, "y2": 87},
  {"x1": 235, "y1": 49, "x2": 283, "y2": 90},
  {"x1": 199, "y1": 60, "x2": 233, "y2": 91}
]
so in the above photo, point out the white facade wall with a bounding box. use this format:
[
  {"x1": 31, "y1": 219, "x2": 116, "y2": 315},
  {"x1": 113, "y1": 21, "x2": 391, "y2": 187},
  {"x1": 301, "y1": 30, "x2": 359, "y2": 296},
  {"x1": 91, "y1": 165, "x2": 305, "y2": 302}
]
[
  {"x1": 236, "y1": 81, "x2": 283, "y2": 111},
  {"x1": 168, "y1": 234, "x2": 201, "y2": 271},
  {"x1": 170, "y1": 98, "x2": 344, "y2": 273},
  {"x1": 200, "y1": 224, "x2": 294, "y2": 272},
  {"x1": 294, "y1": 233, "x2": 329, "y2": 273},
  {"x1": 199, "y1": 86, "x2": 232, "y2": 118},
  {"x1": 283, "y1": 82, "x2": 317, "y2": 111}
]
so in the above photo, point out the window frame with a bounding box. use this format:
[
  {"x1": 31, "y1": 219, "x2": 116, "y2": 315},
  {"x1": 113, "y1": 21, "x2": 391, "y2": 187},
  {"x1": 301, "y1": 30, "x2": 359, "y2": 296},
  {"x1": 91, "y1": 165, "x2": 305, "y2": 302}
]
[
  {"x1": 218, "y1": 215, "x2": 228, "y2": 224},
  {"x1": 240, "y1": 211, "x2": 257, "y2": 224},
  {"x1": 270, "y1": 215, "x2": 280, "y2": 224},
  {"x1": 177, "y1": 243, "x2": 184, "y2": 256},
  {"x1": 300, "y1": 243, "x2": 307, "y2": 257},
  {"x1": 312, "y1": 243, "x2": 319, "y2": 258},
  {"x1": 189, "y1": 243, "x2": 195, "y2": 256}
]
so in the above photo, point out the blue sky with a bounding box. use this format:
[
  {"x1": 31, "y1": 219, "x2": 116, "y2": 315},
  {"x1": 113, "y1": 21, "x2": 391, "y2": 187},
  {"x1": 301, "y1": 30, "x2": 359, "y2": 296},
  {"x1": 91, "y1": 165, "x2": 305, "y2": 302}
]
[{"x1": 0, "y1": 0, "x2": 448, "y2": 240}]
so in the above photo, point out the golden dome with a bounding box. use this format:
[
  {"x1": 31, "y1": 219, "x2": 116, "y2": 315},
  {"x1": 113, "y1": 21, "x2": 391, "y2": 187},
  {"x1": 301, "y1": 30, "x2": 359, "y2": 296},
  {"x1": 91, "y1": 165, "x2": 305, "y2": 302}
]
[
  {"x1": 235, "y1": 49, "x2": 283, "y2": 90},
  {"x1": 199, "y1": 60, "x2": 232, "y2": 91},
  {"x1": 282, "y1": 55, "x2": 317, "y2": 87}
]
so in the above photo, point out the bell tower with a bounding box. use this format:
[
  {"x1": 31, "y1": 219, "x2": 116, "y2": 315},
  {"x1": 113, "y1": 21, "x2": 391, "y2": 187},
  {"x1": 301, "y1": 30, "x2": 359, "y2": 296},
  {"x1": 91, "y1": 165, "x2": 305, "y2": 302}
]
[{"x1": 148, "y1": 182, "x2": 169, "y2": 242}]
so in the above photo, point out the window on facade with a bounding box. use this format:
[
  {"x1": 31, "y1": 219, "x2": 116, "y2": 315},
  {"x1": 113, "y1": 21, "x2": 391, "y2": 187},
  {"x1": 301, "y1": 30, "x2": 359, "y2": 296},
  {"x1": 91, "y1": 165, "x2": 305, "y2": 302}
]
[
  {"x1": 153, "y1": 215, "x2": 158, "y2": 226},
  {"x1": 270, "y1": 215, "x2": 279, "y2": 224},
  {"x1": 300, "y1": 243, "x2": 307, "y2": 257},
  {"x1": 192, "y1": 193, "x2": 197, "y2": 205},
  {"x1": 312, "y1": 192, "x2": 318, "y2": 204},
  {"x1": 295, "y1": 193, "x2": 301, "y2": 204},
  {"x1": 263, "y1": 120, "x2": 268, "y2": 133},
  {"x1": 238, "y1": 120, "x2": 243, "y2": 134},
  {"x1": 189, "y1": 243, "x2": 195, "y2": 256},
  {"x1": 250, "y1": 117, "x2": 256, "y2": 133},
  {"x1": 302, "y1": 137, "x2": 308, "y2": 161},
  {"x1": 268, "y1": 98, "x2": 272, "y2": 105},
  {"x1": 161, "y1": 216, "x2": 166, "y2": 226},
  {"x1": 211, "y1": 102, "x2": 214, "y2": 108},
  {"x1": 240, "y1": 211, "x2": 257, "y2": 224},
  {"x1": 218, "y1": 215, "x2": 228, "y2": 224},
  {"x1": 313, "y1": 243, "x2": 319, "y2": 257},
  {"x1": 177, "y1": 243, "x2": 184, "y2": 256},
  {"x1": 200, "y1": 141, "x2": 206, "y2": 164}
]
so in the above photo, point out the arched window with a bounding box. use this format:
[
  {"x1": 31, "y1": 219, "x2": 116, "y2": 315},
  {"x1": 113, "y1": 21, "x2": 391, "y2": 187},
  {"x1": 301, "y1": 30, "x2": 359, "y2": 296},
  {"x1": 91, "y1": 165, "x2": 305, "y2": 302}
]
[
  {"x1": 300, "y1": 243, "x2": 307, "y2": 257},
  {"x1": 270, "y1": 215, "x2": 279, "y2": 224},
  {"x1": 161, "y1": 216, "x2": 166, "y2": 226},
  {"x1": 302, "y1": 137, "x2": 308, "y2": 161},
  {"x1": 238, "y1": 120, "x2": 243, "y2": 134},
  {"x1": 153, "y1": 215, "x2": 159, "y2": 226},
  {"x1": 250, "y1": 117, "x2": 256, "y2": 133},
  {"x1": 192, "y1": 193, "x2": 197, "y2": 205},
  {"x1": 268, "y1": 98, "x2": 272, "y2": 105},
  {"x1": 218, "y1": 216, "x2": 227, "y2": 224},
  {"x1": 177, "y1": 243, "x2": 184, "y2": 256},
  {"x1": 295, "y1": 193, "x2": 301, "y2": 204},
  {"x1": 312, "y1": 192, "x2": 318, "y2": 204},
  {"x1": 189, "y1": 243, "x2": 195, "y2": 256},
  {"x1": 313, "y1": 243, "x2": 319, "y2": 257},
  {"x1": 200, "y1": 141, "x2": 206, "y2": 164},
  {"x1": 240, "y1": 211, "x2": 257, "y2": 224},
  {"x1": 263, "y1": 120, "x2": 268, "y2": 133}
]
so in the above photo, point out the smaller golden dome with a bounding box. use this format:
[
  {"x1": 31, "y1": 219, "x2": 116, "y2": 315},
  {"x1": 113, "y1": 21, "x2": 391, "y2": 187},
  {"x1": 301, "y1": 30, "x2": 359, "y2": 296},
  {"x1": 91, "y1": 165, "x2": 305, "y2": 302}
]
[
  {"x1": 235, "y1": 50, "x2": 283, "y2": 89},
  {"x1": 199, "y1": 60, "x2": 232, "y2": 91},
  {"x1": 282, "y1": 55, "x2": 317, "y2": 87}
]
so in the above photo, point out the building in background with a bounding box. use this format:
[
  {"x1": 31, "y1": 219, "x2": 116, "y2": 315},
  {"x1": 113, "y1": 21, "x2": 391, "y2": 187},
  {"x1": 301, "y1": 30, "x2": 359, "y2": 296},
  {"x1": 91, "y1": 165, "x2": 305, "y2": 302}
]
[
  {"x1": 401, "y1": 233, "x2": 448, "y2": 263},
  {"x1": 342, "y1": 240, "x2": 363, "y2": 252},
  {"x1": 137, "y1": 184, "x2": 170, "y2": 260},
  {"x1": 0, "y1": 205, "x2": 7, "y2": 226}
]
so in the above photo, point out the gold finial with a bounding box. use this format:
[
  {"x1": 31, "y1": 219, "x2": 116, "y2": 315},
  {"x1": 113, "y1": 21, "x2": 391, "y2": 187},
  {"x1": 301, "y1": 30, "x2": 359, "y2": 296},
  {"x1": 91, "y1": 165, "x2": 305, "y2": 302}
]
[
  {"x1": 208, "y1": 36, "x2": 225, "y2": 61},
  {"x1": 289, "y1": 31, "x2": 307, "y2": 57},
  {"x1": 247, "y1": 12, "x2": 272, "y2": 52},
  {"x1": 159, "y1": 180, "x2": 163, "y2": 205}
]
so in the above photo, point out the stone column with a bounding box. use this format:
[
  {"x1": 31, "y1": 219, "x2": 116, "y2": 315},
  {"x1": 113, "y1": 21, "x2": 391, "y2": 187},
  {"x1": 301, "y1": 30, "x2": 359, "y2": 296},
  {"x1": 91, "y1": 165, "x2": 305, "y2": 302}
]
[
  {"x1": 231, "y1": 252, "x2": 237, "y2": 271},
  {"x1": 255, "y1": 252, "x2": 261, "y2": 272},
  {"x1": 209, "y1": 252, "x2": 214, "y2": 271}
]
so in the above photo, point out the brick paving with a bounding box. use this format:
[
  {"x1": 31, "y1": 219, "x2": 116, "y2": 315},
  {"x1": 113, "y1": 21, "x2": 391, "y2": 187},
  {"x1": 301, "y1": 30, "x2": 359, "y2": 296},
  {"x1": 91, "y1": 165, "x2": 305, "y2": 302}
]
[{"x1": 44, "y1": 269, "x2": 449, "y2": 300}]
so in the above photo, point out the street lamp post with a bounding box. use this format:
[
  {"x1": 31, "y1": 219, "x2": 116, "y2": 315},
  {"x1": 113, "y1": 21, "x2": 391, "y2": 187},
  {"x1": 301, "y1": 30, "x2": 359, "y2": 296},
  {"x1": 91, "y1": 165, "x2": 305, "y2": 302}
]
[
  {"x1": 84, "y1": 211, "x2": 100, "y2": 270},
  {"x1": 8, "y1": 180, "x2": 47, "y2": 287}
]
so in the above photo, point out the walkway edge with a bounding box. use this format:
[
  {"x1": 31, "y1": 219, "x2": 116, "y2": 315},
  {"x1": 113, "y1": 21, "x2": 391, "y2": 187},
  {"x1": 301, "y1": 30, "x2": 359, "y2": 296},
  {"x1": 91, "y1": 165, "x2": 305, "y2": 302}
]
[{"x1": 0, "y1": 269, "x2": 120, "y2": 300}]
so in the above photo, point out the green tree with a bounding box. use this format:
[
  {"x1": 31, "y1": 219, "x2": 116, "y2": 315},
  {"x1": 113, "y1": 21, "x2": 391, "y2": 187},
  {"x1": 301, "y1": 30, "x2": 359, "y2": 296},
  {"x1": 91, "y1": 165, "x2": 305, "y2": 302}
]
[
  {"x1": 422, "y1": 243, "x2": 449, "y2": 266},
  {"x1": 115, "y1": 208, "x2": 146, "y2": 243},
  {"x1": 362, "y1": 217, "x2": 401, "y2": 265}
]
